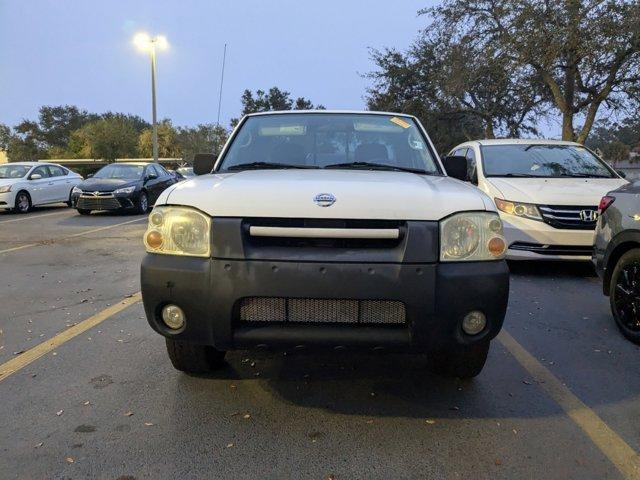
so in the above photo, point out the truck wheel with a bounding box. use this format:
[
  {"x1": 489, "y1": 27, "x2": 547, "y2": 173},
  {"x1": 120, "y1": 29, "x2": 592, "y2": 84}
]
[
  {"x1": 609, "y1": 248, "x2": 640, "y2": 345},
  {"x1": 429, "y1": 341, "x2": 490, "y2": 378},
  {"x1": 165, "y1": 338, "x2": 226, "y2": 373}
]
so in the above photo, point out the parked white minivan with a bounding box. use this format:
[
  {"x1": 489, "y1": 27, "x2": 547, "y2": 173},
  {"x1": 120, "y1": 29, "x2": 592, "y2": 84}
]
[{"x1": 446, "y1": 139, "x2": 628, "y2": 260}]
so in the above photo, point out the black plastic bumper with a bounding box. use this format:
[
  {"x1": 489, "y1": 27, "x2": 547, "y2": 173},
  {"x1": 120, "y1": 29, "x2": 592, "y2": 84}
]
[{"x1": 141, "y1": 255, "x2": 509, "y2": 352}]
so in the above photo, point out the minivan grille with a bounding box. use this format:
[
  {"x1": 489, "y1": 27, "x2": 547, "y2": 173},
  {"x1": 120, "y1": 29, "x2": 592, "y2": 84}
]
[
  {"x1": 239, "y1": 297, "x2": 406, "y2": 325},
  {"x1": 538, "y1": 205, "x2": 599, "y2": 230}
]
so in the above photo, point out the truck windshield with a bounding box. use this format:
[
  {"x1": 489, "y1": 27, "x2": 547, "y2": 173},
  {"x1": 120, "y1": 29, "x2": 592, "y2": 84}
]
[
  {"x1": 218, "y1": 113, "x2": 441, "y2": 174},
  {"x1": 481, "y1": 144, "x2": 615, "y2": 178}
]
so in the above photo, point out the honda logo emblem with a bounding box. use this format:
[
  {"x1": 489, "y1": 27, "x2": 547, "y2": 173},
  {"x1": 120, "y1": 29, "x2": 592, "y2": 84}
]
[{"x1": 579, "y1": 209, "x2": 598, "y2": 222}]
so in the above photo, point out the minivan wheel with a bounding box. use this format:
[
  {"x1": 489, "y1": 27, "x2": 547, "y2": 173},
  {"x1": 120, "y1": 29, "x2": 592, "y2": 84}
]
[
  {"x1": 610, "y1": 248, "x2": 640, "y2": 344},
  {"x1": 165, "y1": 338, "x2": 226, "y2": 373},
  {"x1": 14, "y1": 191, "x2": 31, "y2": 213},
  {"x1": 429, "y1": 341, "x2": 490, "y2": 378}
]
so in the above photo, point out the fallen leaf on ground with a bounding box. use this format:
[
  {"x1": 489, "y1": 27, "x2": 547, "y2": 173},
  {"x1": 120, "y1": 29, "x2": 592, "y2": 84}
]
[
  {"x1": 65, "y1": 457, "x2": 74, "y2": 463},
  {"x1": 522, "y1": 380, "x2": 532, "y2": 385},
  {"x1": 243, "y1": 414, "x2": 251, "y2": 419},
  {"x1": 83, "y1": 401, "x2": 90, "y2": 406},
  {"x1": 495, "y1": 458, "x2": 502, "y2": 466},
  {"x1": 144, "y1": 422, "x2": 154, "y2": 426},
  {"x1": 124, "y1": 411, "x2": 133, "y2": 417},
  {"x1": 56, "y1": 410, "x2": 64, "y2": 416},
  {"x1": 34, "y1": 442, "x2": 43, "y2": 448},
  {"x1": 226, "y1": 443, "x2": 235, "y2": 448},
  {"x1": 425, "y1": 419, "x2": 436, "y2": 425}
]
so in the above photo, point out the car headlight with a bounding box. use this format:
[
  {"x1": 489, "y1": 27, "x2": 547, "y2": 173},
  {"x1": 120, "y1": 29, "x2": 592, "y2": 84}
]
[
  {"x1": 114, "y1": 186, "x2": 136, "y2": 195},
  {"x1": 440, "y1": 212, "x2": 506, "y2": 262},
  {"x1": 494, "y1": 198, "x2": 541, "y2": 220},
  {"x1": 72, "y1": 186, "x2": 82, "y2": 194},
  {"x1": 144, "y1": 206, "x2": 211, "y2": 257},
  {"x1": 0, "y1": 185, "x2": 11, "y2": 193}
]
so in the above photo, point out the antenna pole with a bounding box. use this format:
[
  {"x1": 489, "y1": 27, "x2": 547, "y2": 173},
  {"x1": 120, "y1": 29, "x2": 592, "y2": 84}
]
[{"x1": 216, "y1": 43, "x2": 227, "y2": 126}]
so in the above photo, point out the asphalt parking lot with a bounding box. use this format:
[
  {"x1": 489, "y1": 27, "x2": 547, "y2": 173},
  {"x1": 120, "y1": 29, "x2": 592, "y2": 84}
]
[{"x1": 1, "y1": 206, "x2": 639, "y2": 480}]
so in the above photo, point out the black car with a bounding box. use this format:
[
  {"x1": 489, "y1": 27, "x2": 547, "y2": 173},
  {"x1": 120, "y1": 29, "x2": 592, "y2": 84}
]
[
  {"x1": 71, "y1": 162, "x2": 177, "y2": 215},
  {"x1": 593, "y1": 182, "x2": 640, "y2": 344}
]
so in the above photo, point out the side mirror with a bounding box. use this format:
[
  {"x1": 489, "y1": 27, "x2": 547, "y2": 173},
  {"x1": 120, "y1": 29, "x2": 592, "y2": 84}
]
[
  {"x1": 616, "y1": 169, "x2": 627, "y2": 179},
  {"x1": 443, "y1": 156, "x2": 469, "y2": 181},
  {"x1": 193, "y1": 153, "x2": 217, "y2": 175},
  {"x1": 30, "y1": 173, "x2": 42, "y2": 180},
  {"x1": 87, "y1": 173, "x2": 94, "y2": 178},
  {"x1": 147, "y1": 172, "x2": 158, "y2": 180}
]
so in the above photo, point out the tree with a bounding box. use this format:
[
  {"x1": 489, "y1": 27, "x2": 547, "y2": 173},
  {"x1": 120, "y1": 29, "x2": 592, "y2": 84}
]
[
  {"x1": 138, "y1": 120, "x2": 180, "y2": 158},
  {"x1": 232, "y1": 87, "x2": 324, "y2": 125},
  {"x1": 68, "y1": 117, "x2": 139, "y2": 161},
  {"x1": 0, "y1": 123, "x2": 11, "y2": 151},
  {"x1": 366, "y1": 48, "x2": 486, "y2": 153},
  {"x1": 425, "y1": 0, "x2": 640, "y2": 143},
  {"x1": 175, "y1": 124, "x2": 228, "y2": 162},
  {"x1": 603, "y1": 141, "x2": 631, "y2": 164}
]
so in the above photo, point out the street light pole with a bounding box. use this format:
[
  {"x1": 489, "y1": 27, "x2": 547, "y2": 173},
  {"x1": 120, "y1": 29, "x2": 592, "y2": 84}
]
[
  {"x1": 133, "y1": 33, "x2": 168, "y2": 163},
  {"x1": 150, "y1": 42, "x2": 158, "y2": 163}
]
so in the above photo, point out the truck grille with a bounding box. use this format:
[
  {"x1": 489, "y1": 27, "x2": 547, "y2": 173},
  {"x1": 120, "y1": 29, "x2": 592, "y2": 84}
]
[
  {"x1": 538, "y1": 205, "x2": 598, "y2": 230},
  {"x1": 76, "y1": 193, "x2": 121, "y2": 210},
  {"x1": 243, "y1": 218, "x2": 405, "y2": 248},
  {"x1": 239, "y1": 297, "x2": 406, "y2": 325}
]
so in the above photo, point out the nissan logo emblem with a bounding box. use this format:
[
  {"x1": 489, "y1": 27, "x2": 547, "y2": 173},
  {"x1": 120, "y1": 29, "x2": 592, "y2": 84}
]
[{"x1": 314, "y1": 193, "x2": 336, "y2": 207}]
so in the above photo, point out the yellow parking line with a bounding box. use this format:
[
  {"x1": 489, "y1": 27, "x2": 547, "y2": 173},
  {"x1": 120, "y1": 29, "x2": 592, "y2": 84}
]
[
  {"x1": 0, "y1": 209, "x2": 71, "y2": 224},
  {"x1": 0, "y1": 292, "x2": 142, "y2": 382},
  {"x1": 0, "y1": 217, "x2": 146, "y2": 255},
  {"x1": 498, "y1": 330, "x2": 640, "y2": 480}
]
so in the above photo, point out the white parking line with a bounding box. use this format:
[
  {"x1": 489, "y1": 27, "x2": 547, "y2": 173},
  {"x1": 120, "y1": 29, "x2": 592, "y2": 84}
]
[
  {"x1": 0, "y1": 209, "x2": 71, "y2": 224},
  {"x1": 0, "y1": 217, "x2": 147, "y2": 255}
]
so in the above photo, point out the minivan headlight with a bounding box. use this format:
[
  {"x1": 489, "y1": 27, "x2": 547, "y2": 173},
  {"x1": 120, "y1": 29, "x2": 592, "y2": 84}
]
[
  {"x1": 144, "y1": 206, "x2": 211, "y2": 257},
  {"x1": 494, "y1": 198, "x2": 542, "y2": 220},
  {"x1": 440, "y1": 212, "x2": 506, "y2": 261}
]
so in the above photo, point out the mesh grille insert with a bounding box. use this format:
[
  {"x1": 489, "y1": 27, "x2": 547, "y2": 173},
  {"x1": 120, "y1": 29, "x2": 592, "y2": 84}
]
[{"x1": 239, "y1": 297, "x2": 406, "y2": 325}]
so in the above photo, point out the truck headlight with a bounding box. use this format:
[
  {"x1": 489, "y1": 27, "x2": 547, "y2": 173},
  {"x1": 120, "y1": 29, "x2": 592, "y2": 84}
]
[
  {"x1": 440, "y1": 212, "x2": 506, "y2": 261},
  {"x1": 494, "y1": 198, "x2": 541, "y2": 220},
  {"x1": 144, "y1": 206, "x2": 211, "y2": 257}
]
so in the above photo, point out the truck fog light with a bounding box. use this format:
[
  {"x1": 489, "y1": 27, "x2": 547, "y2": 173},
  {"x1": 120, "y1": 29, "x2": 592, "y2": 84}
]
[
  {"x1": 488, "y1": 237, "x2": 506, "y2": 257},
  {"x1": 162, "y1": 304, "x2": 185, "y2": 330},
  {"x1": 146, "y1": 230, "x2": 163, "y2": 249},
  {"x1": 462, "y1": 311, "x2": 486, "y2": 335}
]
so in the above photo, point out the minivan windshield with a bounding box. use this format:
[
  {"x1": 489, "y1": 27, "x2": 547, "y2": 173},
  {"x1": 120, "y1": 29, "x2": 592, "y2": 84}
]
[
  {"x1": 218, "y1": 113, "x2": 441, "y2": 175},
  {"x1": 94, "y1": 164, "x2": 145, "y2": 180},
  {"x1": 481, "y1": 144, "x2": 615, "y2": 178}
]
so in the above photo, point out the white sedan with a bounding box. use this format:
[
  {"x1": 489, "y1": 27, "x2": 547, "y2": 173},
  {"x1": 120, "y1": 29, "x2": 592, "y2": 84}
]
[{"x1": 0, "y1": 162, "x2": 83, "y2": 213}]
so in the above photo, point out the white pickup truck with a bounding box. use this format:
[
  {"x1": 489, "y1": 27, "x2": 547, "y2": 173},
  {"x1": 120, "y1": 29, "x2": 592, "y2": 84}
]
[{"x1": 140, "y1": 111, "x2": 509, "y2": 378}]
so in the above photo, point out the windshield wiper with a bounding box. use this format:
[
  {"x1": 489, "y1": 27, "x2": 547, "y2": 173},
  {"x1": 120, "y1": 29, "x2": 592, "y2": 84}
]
[
  {"x1": 226, "y1": 162, "x2": 319, "y2": 171},
  {"x1": 324, "y1": 161, "x2": 430, "y2": 175},
  {"x1": 488, "y1": 173, "x2": 547, "y2": 178},
  {"x1": 554, "y1": 173, "x2": 612, "y2": 178}
]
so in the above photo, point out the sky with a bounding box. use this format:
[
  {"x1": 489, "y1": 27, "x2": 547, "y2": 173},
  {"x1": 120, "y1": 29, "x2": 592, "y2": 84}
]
[{"x1": 0, "y1": 0, "x2": 437, "y2": 130}]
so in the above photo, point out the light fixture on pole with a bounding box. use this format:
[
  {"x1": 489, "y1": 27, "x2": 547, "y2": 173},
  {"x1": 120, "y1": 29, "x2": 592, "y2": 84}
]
[{"x1": 133, "y1": 32, "x2": 169, "y2": 163}]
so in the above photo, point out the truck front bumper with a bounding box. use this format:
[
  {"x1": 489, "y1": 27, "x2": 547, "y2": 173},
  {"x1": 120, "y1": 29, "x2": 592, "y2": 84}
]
[{"x1": 141, "y1": 255, "x2": 509, "y2": 352}]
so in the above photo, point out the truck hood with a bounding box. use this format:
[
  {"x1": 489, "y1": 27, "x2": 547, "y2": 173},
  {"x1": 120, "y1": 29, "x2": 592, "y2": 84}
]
[
  {"x1": 160, "y1": 170, "x2": 490, "y2": 220},
  {"x1": 487, "y1": 177, "x2": 628, "y2": 205}
]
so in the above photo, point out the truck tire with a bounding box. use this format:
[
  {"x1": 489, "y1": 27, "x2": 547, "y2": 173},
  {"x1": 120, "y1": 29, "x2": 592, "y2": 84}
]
[
  {"x1": 165, "y1": 338, "x2": 226, "y2": 373},
  {"x1": 609, "y1": 248, "x2": 640, "y2": 345},
  {"x1": 429, "y1": 341, "x2": 490, "y2": 378}
]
